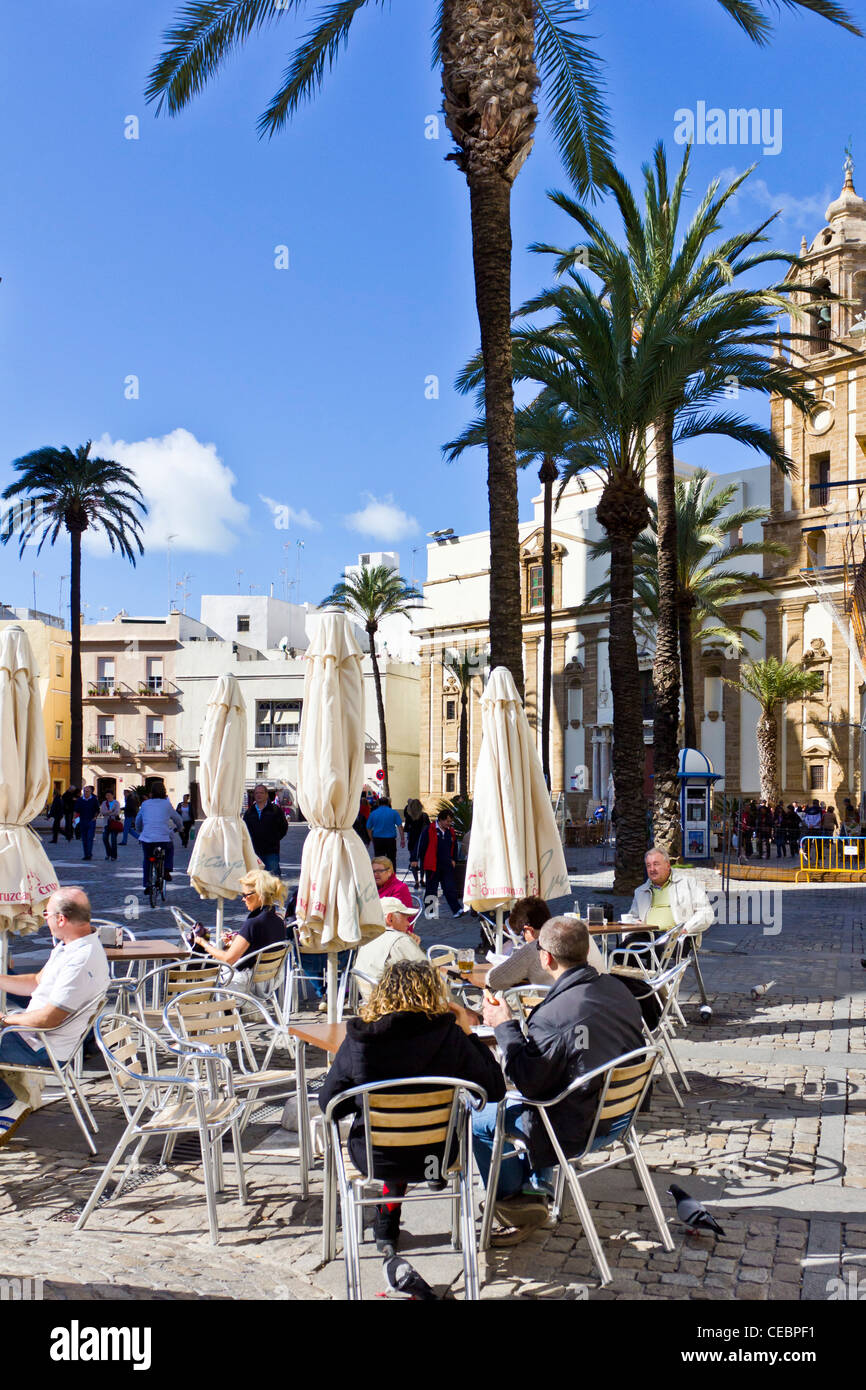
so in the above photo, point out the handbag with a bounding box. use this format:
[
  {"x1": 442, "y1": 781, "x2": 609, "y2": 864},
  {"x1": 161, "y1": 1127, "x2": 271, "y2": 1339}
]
[{"x1": 108, "y1": 817, "x2": 123, "y2": 833}]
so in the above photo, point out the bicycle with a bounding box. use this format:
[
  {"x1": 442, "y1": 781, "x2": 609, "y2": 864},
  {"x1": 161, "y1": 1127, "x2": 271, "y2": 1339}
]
[{"x1": 145, "y1": 844, "x2": 166, "y2": 909}]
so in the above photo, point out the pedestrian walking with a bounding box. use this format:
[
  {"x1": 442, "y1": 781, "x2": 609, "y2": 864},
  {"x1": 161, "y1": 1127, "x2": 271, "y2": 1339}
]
[
  {"x1": 366, "y1": 797, "x2": 405, "y2": 870},
  {"x1": 49, "y1": 790, "x2": 63, "y2": 843},
  {"x1": 756, "y1": 801, "x2": 773, "y2": 860},
  {"x1": 175, "y1": 792, "x2": 194, "y2": 848},
  {"x1": 61, "y1": 786, "x2": 77, "y2": 841},
  {"x1": 418, "y1": 809, "x2": 466, "y2": 918},
  {"x1": 243, "y1": 783, "x2": 288, "y2": 876},
  {"x1": 122, "y1": 788, "x2": 139, "y2": 844},
  {"x1": 100, "y1": 791, "x2": 121, "y2": 860},
  {"x1": 73, "y1": 786, "x2": 100, "y2": 860},
  {"x1": 403, "y1": 798, "x2": 430, "y2": 891}
]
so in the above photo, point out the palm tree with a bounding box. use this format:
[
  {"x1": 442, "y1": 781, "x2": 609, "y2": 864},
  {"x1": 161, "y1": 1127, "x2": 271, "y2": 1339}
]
[
  {"x1": 724, "y1": 658, "x2": 823, "y2": 803},
  {"x1": 525, "y1": 146, "x2": 819, "y2": 854},
  {"x1": 320, "y1": 563, "x2": 423, "y2": 799},
  {"x1": 585, "y1": 468, "x2": 790, "y2": 748},
  {"x1": 1, "y1": 443, "x2": 147, "y2": 788},
  {"x1": 442, "y1": 646, "x2": 485, "y2": 800},
  {"x1": 146, "y1": 3, "x2": 857, "y2": 700}
]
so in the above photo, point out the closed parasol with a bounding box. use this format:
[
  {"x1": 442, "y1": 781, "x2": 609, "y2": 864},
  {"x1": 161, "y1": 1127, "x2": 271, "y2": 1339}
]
[{"x1": 463, "y1": 666, "x2": 570, "y2": 950}]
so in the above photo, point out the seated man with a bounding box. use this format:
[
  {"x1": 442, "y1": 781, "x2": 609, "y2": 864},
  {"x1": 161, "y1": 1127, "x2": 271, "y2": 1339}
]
[
  {"x1": 0, "y1": 888, "x2": 109, "y2": 1143},
  {"x1": 473, "y1": 916, "x2": 644, "y2": 1243},
  {"x1": 487, "y1": 896, "x2": 606, "y2": 993},
  {"x1": 355, "y1": 897, "x2": 426, "y2": 1000},
  {"x1": 626, "y1": 846, "x2": 714, "y2": 954}
]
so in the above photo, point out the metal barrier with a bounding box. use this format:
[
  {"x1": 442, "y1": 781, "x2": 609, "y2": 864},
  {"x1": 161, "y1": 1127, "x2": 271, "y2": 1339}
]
[{"x1": 796, "y1": 836, "x2": 866, "y2": 882}]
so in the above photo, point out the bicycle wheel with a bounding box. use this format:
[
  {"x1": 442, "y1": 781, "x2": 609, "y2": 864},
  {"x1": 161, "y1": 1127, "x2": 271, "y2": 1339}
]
[{"x1": 149, "y1": 870, "x2": 158, "y2": 910}]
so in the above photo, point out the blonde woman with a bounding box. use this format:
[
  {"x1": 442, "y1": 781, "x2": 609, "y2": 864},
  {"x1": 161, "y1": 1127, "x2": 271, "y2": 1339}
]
[
  {"x1": 318, "y1": 960, "x2": 505, "y2": 1255},
  {"x1": 194, "y1": 868, "x2": 289, "y2": 989}
]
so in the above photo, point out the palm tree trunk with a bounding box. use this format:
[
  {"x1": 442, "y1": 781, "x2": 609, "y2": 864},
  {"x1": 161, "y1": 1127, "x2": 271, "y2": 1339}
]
[
  {"x1": 367, "y1": 624, "x2": 389, "y2": 801},
  {"x1": 69, "y1": 527, "x2": 83, "y2": 789},
  {"x1": 679, "y1": 599, "x2": 698, "y2": 750},
  {"x1": 598, "y1": 479, "x2": 651, "y2": 893},
  {"x1": 459, "y1": 687, "x2": 469, "y2": 802},
  {"x1": 468, "y1": 173, "x2": 524, "y2": 698},
  {"x1": 651, "y1": 413, "x2": 681, "y2": 858},
  {"x1": 756, "y1": 710, "x2": 780, "y2": 804},
  {"x1": 539, "y1": 455, "x2": 557, "y2": 787}
]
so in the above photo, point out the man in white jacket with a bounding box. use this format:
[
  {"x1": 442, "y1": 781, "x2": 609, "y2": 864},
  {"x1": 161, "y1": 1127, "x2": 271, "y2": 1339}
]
[{"x1": 627, "y1": 847, "x2": 714, "y2": 946}]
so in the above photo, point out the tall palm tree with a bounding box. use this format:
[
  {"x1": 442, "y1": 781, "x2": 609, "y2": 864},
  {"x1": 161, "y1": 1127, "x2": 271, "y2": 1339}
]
[
  {"x1": 525, "y1": 146, "x2": 819, "y2": 854},
  {"x1": 320, "y1": 563, "x2": 423, "y2": 799},
  {"x1": 445, "y1": 395, "x2": 582, "y2": 786},
  {"x1": 724, "y1": 658, "x2": 823, "y2": 803},
  {"x1": 585, "y1": 469, "x2": 789, "y2": 748},
  {"x1": 146, "y1": 3, "x2": 857, "y2": 700},
  {"x1": 1, "y1": 443, "x2": 147, "y2": 788},
  {"x1": 442, "y1": 646, "x2": 485, "y2": 800}
]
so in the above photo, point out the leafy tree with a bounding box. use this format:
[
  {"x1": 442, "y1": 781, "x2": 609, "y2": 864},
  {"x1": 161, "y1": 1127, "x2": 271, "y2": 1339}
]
[
  {"x1": 442, "y1": 646, "x2": 486, "y2": 800},
  {"x1": 2, "y1": 443, "x2": 147, "y2": 788},
  {"x1": 724, "y1": 658, "x2": 823, "y2": 803}
]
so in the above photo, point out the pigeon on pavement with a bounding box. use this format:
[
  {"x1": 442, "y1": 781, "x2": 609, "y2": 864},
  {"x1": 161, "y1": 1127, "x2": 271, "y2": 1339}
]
[
  {"x1": 668, "y1": 1183, "x2": 725, "y2": 1236},
  {"x1": 383, "y1": 1254, "x2": 438, "y2": 1300}
]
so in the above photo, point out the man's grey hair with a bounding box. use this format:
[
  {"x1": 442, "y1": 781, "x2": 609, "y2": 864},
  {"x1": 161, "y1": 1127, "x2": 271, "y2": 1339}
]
[
  {"x1": 645, "y1": 846, "x2": 671, "y2": 863},
  {"x1": 538, "y1": 915, "x2": 590, "y2": 969},
  {"x1": 52, "y1": 887, "x2": 91, "y2": 925}
]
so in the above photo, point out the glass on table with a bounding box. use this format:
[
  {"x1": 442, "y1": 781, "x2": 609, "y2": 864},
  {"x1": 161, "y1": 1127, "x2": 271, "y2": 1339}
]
[{"x1": 456, "y1": 947, "x2": 475, "y2": 976}]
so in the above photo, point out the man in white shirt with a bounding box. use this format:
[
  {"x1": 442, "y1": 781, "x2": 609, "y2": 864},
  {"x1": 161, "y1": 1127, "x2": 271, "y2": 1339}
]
[
  {"x1": 355, "y1": 896, "x2": 426, "y2": 999},
  {"x1": 0, "y1": 887, "x2": 109, "y2": 1143}
]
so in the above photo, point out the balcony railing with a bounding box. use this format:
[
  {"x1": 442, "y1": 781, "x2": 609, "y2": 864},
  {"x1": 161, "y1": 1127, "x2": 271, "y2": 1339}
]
[
  {"x1": 138, "y1": 738, "x2": 180, "y2": 761},
  {"x1": 255, "y1": 731, "x2": 300, "y2": 749},
  {"x1": 132, "y1": 678, "x2": 179, "y2": 698},
  {"x1": 86, "y1": 740, "x2": 130, "y2": 760},
  {"x1": 809, "y1": 483, "x2": 830, "y2": 507},
  {"x1": 85, "y1": 681, "x2": 132, "y2": 699}
]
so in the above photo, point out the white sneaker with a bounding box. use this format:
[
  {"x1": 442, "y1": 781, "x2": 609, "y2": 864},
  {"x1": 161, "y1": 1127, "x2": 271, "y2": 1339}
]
[{"x1": 0, "y1": 1099, "x2": 31, "y2": 1146}]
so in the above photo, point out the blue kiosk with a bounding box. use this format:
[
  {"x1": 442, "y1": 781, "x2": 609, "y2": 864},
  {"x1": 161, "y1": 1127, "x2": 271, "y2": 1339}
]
[{"x1": 678, "y1": 747, "x2": 722, "y2": 861}]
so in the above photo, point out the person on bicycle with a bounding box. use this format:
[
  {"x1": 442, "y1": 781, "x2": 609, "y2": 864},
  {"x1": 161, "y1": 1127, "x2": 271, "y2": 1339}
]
[{"x1": 134, "y1": 783, "x2": 183, "y2": 890}]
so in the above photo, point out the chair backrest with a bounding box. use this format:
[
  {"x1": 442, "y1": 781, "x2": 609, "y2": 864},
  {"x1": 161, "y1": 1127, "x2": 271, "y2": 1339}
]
[
  {"x1": 532, "y1": 1045, "x2": 662, "y2": 1164},
  {"x1": 427, "y1": 945, "x2": 456, "y2": 966},
  {"x1": 170, "y1": 995, "x2": 247, "y2": 1052},
  {"x1": 504, "y1": 983, "x2": 552, "y2": 1027},
  {"x1": 164, "y1": 962, "x2": 221, "y2": 1001},
  {"x1": 598, "y1": 1053, "x2": 656, "y2": 1123},
  {"x1": 325, "y1": 1076, "x2": 488, "y2": 1183},
  {"x1": 249, "y1": 943, "x2": 291, "y2": 987}
]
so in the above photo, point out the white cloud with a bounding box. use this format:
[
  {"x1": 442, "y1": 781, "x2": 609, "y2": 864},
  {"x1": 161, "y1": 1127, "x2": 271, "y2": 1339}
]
[
  {"x1": 259, "y1": 494, "x2": 321, "y2": 530},
  {"x1": 717, "y1": 167, "x2": 832, "y2": 225},
  {"x1": 343, "y1": 493, "x2": 419, "y2": 541},
  {"x1": 87, "y1": 428, "x2": 248, "y2": 554}
]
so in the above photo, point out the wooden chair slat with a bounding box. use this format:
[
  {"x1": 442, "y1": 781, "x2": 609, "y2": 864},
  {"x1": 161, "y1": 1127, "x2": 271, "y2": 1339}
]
[
  {"x1": 611, "y1": 1060, "x2": 654, "y2": 1082},
  {"x1": 373, "y1": 1089, "x2": 454, "y2": 1109},
  {"x1": 370, "y1": 1125, "x2": 450, "y2": 1148},
  {"x1": 368, "y1": 1107, "x2": 453, "y2": 1129},
  {"x1": 601, "y1": 1094, "x2": 642, "y2": 1120}
]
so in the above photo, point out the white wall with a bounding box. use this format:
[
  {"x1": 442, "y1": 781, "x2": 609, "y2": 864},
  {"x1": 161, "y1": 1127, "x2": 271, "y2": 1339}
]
[{"x1": 200, "y1": 595, "x2": 308, "y2": 653}]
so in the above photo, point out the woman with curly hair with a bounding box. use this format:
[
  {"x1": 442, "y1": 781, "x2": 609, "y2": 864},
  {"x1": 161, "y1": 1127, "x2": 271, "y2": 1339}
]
[{"x1": 318, "y1": 960, "x2": 505, "y2": 1255}]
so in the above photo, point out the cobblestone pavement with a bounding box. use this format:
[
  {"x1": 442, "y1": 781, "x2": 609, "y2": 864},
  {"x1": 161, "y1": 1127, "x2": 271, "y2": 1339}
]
[{"x1": 1, "y1": 826, "x2": 864, "y2": 1301}]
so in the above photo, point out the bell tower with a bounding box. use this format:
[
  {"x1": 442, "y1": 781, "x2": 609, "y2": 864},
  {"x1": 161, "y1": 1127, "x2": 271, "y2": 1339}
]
[{"x1": 762, "y1": 157, "x2": 866, "y2": 805}]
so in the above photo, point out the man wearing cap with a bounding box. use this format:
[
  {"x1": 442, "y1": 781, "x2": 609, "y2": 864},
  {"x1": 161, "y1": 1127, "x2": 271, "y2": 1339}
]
[{"x1": 354, "y1": 897, "x2": 426, "y2": 999}]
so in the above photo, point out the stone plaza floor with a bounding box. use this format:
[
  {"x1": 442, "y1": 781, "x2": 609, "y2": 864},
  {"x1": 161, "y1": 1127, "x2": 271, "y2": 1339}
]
[{"x1": 1, "y1": 824, "x2": 865, "y2": 1302}]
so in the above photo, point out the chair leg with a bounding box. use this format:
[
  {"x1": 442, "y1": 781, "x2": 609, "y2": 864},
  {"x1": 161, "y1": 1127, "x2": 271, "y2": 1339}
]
[
  {"x1": 66, "y1": 1066, "x2": 99, "y2": 1132},
  {"x1": 656, "y1": 1049, "x2": 685, "y2": 1108},
  {"x1": 342, "y1": 1185, "x2": 362, "y2": 1300},
  {"x1": 551, "y1": 1164, "x2": 567, "y2": 1223},
  {"x1": 58, "y1": 1074, "x2": 99, "y2": 1156},
  {"x1": 198, "y1": 1126, "x2": 222, "y2": 1245},
  {"x1": 75, "y1": 1123, "x2": 137, "y2": 1231},
  {"x1": 662, "y1": 1028, "x2": 691, "y2": 1093},
  {"x1": 563, "y1": 1166, "x2": 612, "y2": 1286},
  {"x1": 230, "y1": 1121, "x2": 248, "y2": 1204},
  {"x1": 296, "y1": 1043, "x2": 310, "y2": 1200},
  {"x1": 627, "y1": 1134, "x2": 675, "y2": 1251},
  {"x1": 114, "y1": 1134, "x2": 148, "y2": 1198},
  {"x1": 478, "y1": 1113, "x2": 505, "y2": 1253},
  {"x1": 460, "y1": 1159, "x2": 480, "y2": 1300}
]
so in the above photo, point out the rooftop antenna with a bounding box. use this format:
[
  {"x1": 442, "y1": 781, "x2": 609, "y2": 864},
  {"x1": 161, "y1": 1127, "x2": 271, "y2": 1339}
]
[
  {"x1": 167, "y1": 533, "x2": 178, "y2": 614},
  {"x1": 236, "y1": 569, "x2": 244, "y2": 593}
]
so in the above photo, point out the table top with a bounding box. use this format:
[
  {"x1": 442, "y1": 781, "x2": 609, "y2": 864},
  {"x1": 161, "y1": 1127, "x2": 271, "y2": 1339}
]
[
  {"x1": 439, "y1": 962, "x2": 491, "y2": 989},
  {"x1": 105, "y1": 940, "x2": 187, "y2": 962},
  {"x1": 587, "y1": 921, "x2": 669, "y2": 934},
  {"x1": 290, "y1": 1020, "x2": 347, "y2": 1054}
]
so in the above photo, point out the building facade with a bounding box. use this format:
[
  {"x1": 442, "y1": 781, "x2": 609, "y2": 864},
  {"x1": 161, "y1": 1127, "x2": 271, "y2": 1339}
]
[
  {"x1": 0, "y1": 607, "x2": 71, "y2": 794},
  {"x1": 416, "y1": 164, "x2": 866, "y2": 818}
]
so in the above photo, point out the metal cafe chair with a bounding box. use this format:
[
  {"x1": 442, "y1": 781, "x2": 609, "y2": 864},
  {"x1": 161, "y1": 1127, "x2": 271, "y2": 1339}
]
[
  {"x1": 478, "y1": 1045, "x2": 673, "y2": 1286},
  {"x1": 75, "y1": 1012, "x2": 248, "y2": 1245},
  {"x1": 322, "y1": 1076, "x2": 489, "y2": 1300},
  {"x1": 629, "y1": 959, "x2": 693, "y2": 1108},
  {"x1": 0, "y1": 994, "x2": 107, "y2": 1154},
  {"x1": 163, "y1": 987, "x2": 311, "y2": 1195}
]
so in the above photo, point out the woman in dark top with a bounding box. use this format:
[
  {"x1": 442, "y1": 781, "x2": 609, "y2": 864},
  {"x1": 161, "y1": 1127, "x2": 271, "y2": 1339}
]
[
  {"x1": 194, "y1": 868, "x2": 289, "y2": 988},
  {"x1": 319, "y1": 959, "x2": 505, "y2": 1254},
  {"x1": 403, "y1": 798, "x2": 430, "y2": 890}
]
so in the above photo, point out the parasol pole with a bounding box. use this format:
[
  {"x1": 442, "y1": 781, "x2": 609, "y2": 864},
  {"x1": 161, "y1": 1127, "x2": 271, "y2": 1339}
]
[
  {"x1": 327, "y1": 955, "x2": 340, "y2": 1024},
  {"x1": 215, "y1": 898, "x2": 224, "y2": 947},
  {"x1": 0, "y1": 932, "x2": 7, "y2": 1013},
  {"x1": 495, "y1": 904, "x2": 504, "y2": 956}
]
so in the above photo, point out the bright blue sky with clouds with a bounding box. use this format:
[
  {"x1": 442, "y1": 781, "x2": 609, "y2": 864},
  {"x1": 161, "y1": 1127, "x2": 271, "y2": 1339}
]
[{"x1": 0, "y1": 0, "x2": 862, "y2": 622}]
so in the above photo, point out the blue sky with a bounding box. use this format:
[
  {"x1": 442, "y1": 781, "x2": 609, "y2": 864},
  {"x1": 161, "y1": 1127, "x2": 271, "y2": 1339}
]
[{"x1": 0, "y1": 0, "x2": 862, "y2": 622}]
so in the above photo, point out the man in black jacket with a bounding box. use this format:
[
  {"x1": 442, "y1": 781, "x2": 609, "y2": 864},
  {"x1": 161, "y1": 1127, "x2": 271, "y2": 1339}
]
[
  {"x1": 473, "y1": 915, "x2": 644, "y2": 1236},
  {"x1": 243, "y1": 784, "x2": 288, "y2": 875}
]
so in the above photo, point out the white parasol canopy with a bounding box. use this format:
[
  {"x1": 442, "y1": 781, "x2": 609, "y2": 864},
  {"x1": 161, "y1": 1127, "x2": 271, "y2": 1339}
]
[
  {"x1": 463, "y1": 666, "x2": 570, "y2": 939},
  {"x1": 0, "y1": 625, "x2": 59, "y2": 952},
  {"x1": 295, "y1": 612, "x2": 384, "y2": 960},
  {"x1": 187, "y1": 674, "x2": 258, "y2": 902}
]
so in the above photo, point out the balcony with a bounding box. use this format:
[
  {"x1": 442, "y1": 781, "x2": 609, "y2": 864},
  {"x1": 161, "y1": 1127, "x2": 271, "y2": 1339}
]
[
  {"x1": 86, "y1": 738, "x2": 132, "y2": 761},
  {"x1": 809, "y1": 483, "x2": 830, "y2": 507},
  {"x1": 129, "y1": 678, "x2": 179, "y2": 701},
  {"x1": 84, "y1": 681, "x2": 133, "y2": 701},
  {"x1": 255, "y1": 730, "x2": 300, "y2": 750},
  {"x1": 138, "y1": 738, "x2": 181, "y2": 764}
]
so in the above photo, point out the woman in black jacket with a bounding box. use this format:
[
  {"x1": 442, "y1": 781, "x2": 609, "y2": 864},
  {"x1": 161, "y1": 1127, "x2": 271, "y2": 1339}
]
[{"x1": 319, "y1": 960, "x2": 505, "y2": 1253}]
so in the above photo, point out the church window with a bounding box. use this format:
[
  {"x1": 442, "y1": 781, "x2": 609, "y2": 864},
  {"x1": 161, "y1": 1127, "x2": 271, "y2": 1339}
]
[{"x1": 528, "y1": 564, "x2": 544, "y2": 610}]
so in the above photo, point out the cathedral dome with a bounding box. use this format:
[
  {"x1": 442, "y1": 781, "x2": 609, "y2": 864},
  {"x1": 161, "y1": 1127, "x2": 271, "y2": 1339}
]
[{"x1": 824, "y1": 159, "x2": 866, "y2": 237}]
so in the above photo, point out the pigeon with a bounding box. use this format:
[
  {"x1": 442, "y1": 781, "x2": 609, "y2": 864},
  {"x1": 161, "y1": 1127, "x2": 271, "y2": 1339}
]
[
  {"x1": 382, "y1": 1254, "x2": 438, "y2": 1300},
  {"x1": 668, "y1": 1184, "x2": 725, "y2": 1237}
]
